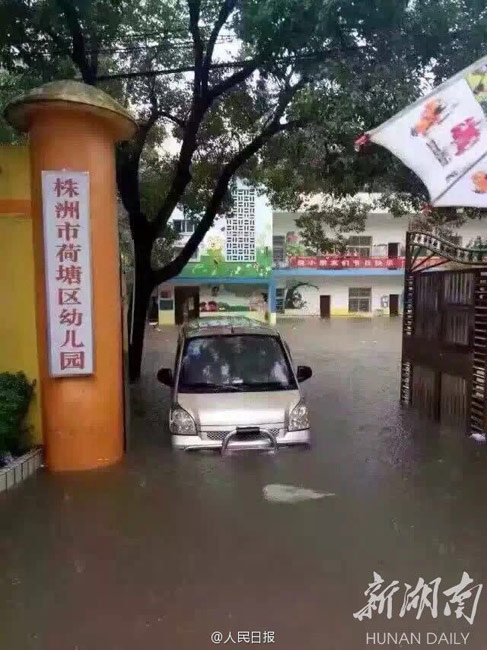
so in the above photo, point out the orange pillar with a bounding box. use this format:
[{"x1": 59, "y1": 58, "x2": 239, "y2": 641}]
[{"x1": 5, "y1": 81, "x2": 137, "y2": 471}]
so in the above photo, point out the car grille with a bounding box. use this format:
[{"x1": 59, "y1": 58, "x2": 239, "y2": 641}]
[{"x1": 206, "y1": 428, "x2": 281, "y2": 441}]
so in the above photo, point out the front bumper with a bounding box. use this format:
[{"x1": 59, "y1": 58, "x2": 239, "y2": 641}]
[{"x1": 171, "y1": 428, "x2": 310, "y2": 451}]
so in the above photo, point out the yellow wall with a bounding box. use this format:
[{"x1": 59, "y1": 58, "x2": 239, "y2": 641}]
[
  {"x1": 0, "y1": 145, "x2": 42, "y2": 443},
  {"x1": 158, "y1": 310, "x2": 175, "y2": 325},
  {"x1": 330, "y1": 308, "x2": 373, "y2": 317},
  {"x1": 0, "y1": 144, "x2": 30, "y2": 199},
  {"x1": 281, "y1": 308, "x2": 376, "y2": 317}
]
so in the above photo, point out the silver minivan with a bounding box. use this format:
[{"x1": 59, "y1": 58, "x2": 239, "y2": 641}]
[{"x1": 157, "y1": 317, "x2": 312, "y2": 451}]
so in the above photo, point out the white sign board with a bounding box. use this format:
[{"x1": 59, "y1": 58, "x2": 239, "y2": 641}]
[{"x1": 42, "y1": 171, "x2": 94, "y2": 376}]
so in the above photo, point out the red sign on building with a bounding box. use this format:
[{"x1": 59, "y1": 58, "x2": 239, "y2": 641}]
[{"x1": 288, "y1": 255, "x2": 406, "y2": 269}]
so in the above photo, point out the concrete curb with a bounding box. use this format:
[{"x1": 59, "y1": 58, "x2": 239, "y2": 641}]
[{"x1": 0, "y1": 447, "x2": 43, "y2": 493}]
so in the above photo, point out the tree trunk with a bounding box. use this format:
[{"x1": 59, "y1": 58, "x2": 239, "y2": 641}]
[{"x1": 128, "y1": 245, "x2": 154, "y2": 381}]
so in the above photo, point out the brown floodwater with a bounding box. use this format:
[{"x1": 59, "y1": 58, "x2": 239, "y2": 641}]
[{"x1": 1, "y1": 319, "x2": 486, "y2": 649}]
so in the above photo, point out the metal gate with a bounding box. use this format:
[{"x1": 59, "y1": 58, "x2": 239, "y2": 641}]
[{"x1": 400, "y1": 231, "x2": 487, "y2": 436}]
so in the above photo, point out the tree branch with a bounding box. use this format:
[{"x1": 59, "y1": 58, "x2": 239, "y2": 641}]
[
  {"x1": 116, "y1": 108, "x2": 158, "y2": 236},
  {"x1": 150, "y1": 34, "x2": 315, "y2": 245},
  {"x1": 150, "y1": 62, "x2": 260, "y2": 235},
  {"x1": 158, "y1": 111, "x2": 186, "y2": 128},
  {"x1": 145, "y1": 0, "x2": 209, "y2": 235},
  {"x1": 152, "y1": 127, "x2": 276, "y2": 282},
  {"x1": 153, "y1": 89, "x2": 305, "y2": 283},
  {"x1": 56, "y1": 0, "x2": 96, "y2": 85},
  {"x1": 208, "y1": 61, "x2": 259, "y2": 101},
  {"x1": 188, "y1": 0, "x2": 204, "y2": 97},
  {"x1": 151, "y1": 101, "x2": 206, "y2": 236},
  {"x1": 87, "y1": 22, "x2": 99, "y2": 78},
  {"x1": 146, "y1": 76, "x2": 186, "y2": 128},
  {"x1": 202, "y1": 0, "x2": 237, "y2": 92}
]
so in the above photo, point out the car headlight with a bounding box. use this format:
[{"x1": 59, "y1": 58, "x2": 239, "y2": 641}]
[
  {"x1": 288, "y1": 400, "x2": 310, "y2": 431},
  {"x1": 170, "y1": 406, "x2": 197, "y2": 435}
]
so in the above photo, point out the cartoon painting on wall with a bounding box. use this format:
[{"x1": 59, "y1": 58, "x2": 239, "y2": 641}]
[
  {"x1": 206, "y1": 235, "x2": 226, "y2": 270},
  {"x1": 199, "y1": 284, "x2": 268, "y2": 314},
  {"x1": 284, "y1": 283, "x2": 319, "y2": 312},
  {"x1": 177, "y1": 183, "x2": 272, "y2": 278}
]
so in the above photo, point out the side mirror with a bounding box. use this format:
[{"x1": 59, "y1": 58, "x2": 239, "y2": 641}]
[
  {"x1": 296, "y1": 365, "x2": 312, "y2": 383},
  {"x1": 157, "y1": 368, "x2": 174, "y2": 387}
]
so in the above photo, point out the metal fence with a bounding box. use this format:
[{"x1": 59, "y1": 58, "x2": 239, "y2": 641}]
[{"x1": 400, "y1": 232, "x2": 487, "y2": 436}]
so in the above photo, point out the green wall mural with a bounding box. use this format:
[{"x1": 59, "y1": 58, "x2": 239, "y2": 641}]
[
  {"x1": 174, "y1": 185, "x2": 273, "y2": 278},
  {"x1": 183, "y1": 246, "x2": 272, "y2": 278}
]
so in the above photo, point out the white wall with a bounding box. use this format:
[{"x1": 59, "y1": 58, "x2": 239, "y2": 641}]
[
  {"x1": 280, "y1": 275, "x2": 404, "y2": 316},
  {"x1": 273, "y1": 210, "x2": 487, "y2": 251},
  {"x1": 362, "y1": 215, "x2": 409, "y2": 252},
  {"x1": 327, "y1": 275, "x2": 404, "y2": 314},
  {"x1": 273, "y1": 211, "x2": 410, "y2": 247},
  {"x1": 273, "y1": 211, "x2": 300, "y2": 238},
  {"x1": 457, "y1": 220, "x2": 487, "y2": 246}
]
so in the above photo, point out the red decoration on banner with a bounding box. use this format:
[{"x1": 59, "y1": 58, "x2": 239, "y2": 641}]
[
  {"x1": 354, "y1": 133, "x2": 371, "y2": 151},
  {"x1": 451, "y1": 117, "x2": 480, "y2": 156}
]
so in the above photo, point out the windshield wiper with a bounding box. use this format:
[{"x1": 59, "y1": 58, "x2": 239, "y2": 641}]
[
  {"x1": 235, "y1": 382, "x2": 292, "y2": 390},
  {"x1": 180, "y1": 382, "x2": 245, "y2": 392}
]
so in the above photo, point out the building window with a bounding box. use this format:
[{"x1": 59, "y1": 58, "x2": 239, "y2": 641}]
[
  {"x1": 349, "y1": 288, "x2": 372, "y2": 313},
  {"x1": 226, "y1": 188, "x2": 256, "y2": 262},
  {"x1": 347, "y1": 236, "x2": 372, "y2": 257},
  {"x1": 273, "y1": 236, "x2": 286, "y2": 263},
  {"x1": 173, "y1": 219, "x2": 195, "y2": 234},
  {"x1": 174, "y1": 246, "x2": 199, "y2": 261}
]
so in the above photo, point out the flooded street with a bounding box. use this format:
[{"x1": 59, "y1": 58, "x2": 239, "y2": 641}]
[{"x1": 2, "y1": 318, "x2": 487, "y2": 649}]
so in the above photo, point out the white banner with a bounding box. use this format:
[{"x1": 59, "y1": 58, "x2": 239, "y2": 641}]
[
  {"x1": 369, "y1": 56, "x2": 487, "y2": 207},
  {"x1": 42, "y1": 171, "x2": 94, "y2": 376}
]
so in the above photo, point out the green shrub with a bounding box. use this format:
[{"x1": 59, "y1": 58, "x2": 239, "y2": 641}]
[{"x1": 0, "y1": 372, "x2": 34, "y2": 459}]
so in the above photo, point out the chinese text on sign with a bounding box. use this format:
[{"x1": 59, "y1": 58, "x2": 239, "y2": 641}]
[{"x1": 42, "y1": 171, "x2": 94, "y2": 376}]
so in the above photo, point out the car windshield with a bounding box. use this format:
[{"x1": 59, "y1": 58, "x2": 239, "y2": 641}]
[{"x1": 178, "y1": 334, "x2": 296, "y2": 393}]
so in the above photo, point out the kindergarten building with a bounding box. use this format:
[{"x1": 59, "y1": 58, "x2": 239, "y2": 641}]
[
  {"x1": 157, "y1": 191, "x2": 487, "y2": 324},
  {"x1": 157, "y1": 182, "x2": 274, "y2": 324}
]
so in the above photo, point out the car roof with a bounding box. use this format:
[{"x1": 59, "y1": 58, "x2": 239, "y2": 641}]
[{"x1": 182, "y1": 316, "x2": 279, "y2": 339}]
